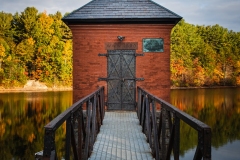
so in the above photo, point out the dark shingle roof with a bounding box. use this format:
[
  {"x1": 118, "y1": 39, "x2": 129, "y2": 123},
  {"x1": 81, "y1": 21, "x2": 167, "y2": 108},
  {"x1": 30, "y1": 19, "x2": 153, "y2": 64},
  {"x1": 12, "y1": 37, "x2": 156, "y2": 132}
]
[{"x1": 62, "y1": 0, "x2": 182, "y2": 24}]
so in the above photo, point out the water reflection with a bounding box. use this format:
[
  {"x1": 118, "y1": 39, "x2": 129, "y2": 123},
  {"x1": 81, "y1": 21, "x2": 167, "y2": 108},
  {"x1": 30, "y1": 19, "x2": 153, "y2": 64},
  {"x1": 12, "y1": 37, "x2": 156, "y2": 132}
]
[
  {"x1": 0, "y1": 88, "x2": 240, "y2": 159},
  {"x1": 0, "y1": 91, "x2": 72, "y2": 159},
  {"x1": 171, "y1": 88, "x2": 240, "y2": 160}
]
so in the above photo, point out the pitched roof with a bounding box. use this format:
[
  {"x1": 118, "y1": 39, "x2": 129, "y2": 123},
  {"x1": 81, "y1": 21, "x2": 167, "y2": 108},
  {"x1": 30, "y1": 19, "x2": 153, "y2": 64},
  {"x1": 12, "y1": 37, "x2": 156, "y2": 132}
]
[{"x1": 62, "y1": 0, "x2": 182, "y2": 24}]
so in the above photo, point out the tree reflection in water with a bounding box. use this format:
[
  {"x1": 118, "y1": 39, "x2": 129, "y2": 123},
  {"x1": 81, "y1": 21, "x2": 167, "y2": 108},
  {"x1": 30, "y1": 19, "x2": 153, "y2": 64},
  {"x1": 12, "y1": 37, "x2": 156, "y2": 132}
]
[
  {"x1": 0, "y1": 88, "x2": 240, "y2": 159},
  {"x1": 0, "y1": 91, "x2": 72, "y2": 159},
  {"x1": 171, "y1": 88, "x2": 240, "y2": 159}
]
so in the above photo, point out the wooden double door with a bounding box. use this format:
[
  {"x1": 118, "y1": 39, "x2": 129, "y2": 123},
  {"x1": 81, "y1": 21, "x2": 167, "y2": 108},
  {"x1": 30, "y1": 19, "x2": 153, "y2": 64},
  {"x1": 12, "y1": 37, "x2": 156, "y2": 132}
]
[{"x1": 107, "y1": 50, "x2": 136, "y2": 110}]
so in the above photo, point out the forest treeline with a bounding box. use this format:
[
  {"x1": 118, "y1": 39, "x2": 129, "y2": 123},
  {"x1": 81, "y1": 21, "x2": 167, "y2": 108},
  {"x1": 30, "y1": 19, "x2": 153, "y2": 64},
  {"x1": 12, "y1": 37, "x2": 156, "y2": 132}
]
[
  {"x1": 171, "y1": 20, "x2": 240, "y2": 87},
  {"x1": 0, "y1": 7, "x2": 240, "y2": 88},
  {"x1": 0, "y1": 7, "x2": 72, "y2": 87}
]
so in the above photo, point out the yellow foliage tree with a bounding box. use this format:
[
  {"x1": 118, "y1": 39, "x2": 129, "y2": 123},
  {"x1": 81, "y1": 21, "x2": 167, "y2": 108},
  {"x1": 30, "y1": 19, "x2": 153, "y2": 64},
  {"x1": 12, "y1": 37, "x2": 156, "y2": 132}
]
[
  {"x1": 0, "y1": 44, "x2": 6, "y2": 69},
  {"x1": 235, "y1": 61, "x2": 240, "y2": 86}
]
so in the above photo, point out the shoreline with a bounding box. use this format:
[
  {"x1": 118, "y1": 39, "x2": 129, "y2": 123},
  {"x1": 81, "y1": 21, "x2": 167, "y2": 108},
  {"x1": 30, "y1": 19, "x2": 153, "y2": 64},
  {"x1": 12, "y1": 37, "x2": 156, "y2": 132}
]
[
  {"x1": 0, "y1": 86, "x2": 238, "y2": 93},
  {"x1": 171, "y1": 85, "x2": 238, "y2": 89},
  {"x1": 0, "y1": 80, "x2": 72, "y2": 93},
  {"x1": 0, "y1": 87, "x2": 73, "y2": 93}
]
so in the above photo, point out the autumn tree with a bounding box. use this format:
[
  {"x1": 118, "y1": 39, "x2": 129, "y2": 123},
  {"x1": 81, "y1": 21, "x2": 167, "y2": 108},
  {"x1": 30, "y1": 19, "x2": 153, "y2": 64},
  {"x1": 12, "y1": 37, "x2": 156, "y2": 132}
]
[
  {"x1": 171, "y1": 20, "x2": 240, "y2": 87},
  {"x1": 0, "y1": 8, "x2": 72, "y2": 88},
  {"x1": 1, "y1": 8, "x2": 240, "y2": 88}
]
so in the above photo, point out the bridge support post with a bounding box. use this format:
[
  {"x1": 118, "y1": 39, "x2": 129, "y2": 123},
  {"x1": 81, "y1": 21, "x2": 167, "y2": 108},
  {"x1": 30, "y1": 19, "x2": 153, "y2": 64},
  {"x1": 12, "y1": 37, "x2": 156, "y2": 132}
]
[{"x1": 43, "y1": 129, "x2": 56, "y2": 160}]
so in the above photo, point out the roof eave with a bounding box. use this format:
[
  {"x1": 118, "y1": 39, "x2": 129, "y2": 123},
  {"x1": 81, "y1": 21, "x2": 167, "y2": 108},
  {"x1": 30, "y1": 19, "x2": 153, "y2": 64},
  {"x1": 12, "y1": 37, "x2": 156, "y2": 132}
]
[{"x1": 62, "y1": 17, "x2": 182, "y2": 25}]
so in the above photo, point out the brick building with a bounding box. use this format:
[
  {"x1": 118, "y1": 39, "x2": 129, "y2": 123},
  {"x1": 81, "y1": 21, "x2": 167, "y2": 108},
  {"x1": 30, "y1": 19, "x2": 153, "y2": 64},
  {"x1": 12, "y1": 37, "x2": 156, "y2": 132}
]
[{"x1": 62, "y1": 0, "x2": 182, "y2": 110}]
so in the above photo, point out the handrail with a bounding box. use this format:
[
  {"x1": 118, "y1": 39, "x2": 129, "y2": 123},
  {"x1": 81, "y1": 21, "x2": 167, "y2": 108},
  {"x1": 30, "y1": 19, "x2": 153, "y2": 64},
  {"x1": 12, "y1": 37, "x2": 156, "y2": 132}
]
[
  {"x1": 36, "y1": 86, "x2": 105, "y2": 160},
  {"x1": 137, "y1": 86, "x2": 211, "y2": 160}
]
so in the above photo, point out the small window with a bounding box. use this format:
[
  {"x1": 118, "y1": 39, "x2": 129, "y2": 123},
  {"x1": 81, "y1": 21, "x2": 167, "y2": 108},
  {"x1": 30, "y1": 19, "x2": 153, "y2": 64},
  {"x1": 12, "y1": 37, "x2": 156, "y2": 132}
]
[{"x1": 143, "y1": 38, "x2": 164, "y2": 52}]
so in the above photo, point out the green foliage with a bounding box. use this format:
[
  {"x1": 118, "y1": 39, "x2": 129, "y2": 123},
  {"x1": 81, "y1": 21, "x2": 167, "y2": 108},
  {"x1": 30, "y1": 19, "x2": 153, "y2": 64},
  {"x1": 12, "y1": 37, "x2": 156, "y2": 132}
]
[
  {"x1": 171, "y1": 20, "x2": 240, "y2": 87},
  {"x1": 0, "y1": 8, "x2": 72, "y2": 88}
]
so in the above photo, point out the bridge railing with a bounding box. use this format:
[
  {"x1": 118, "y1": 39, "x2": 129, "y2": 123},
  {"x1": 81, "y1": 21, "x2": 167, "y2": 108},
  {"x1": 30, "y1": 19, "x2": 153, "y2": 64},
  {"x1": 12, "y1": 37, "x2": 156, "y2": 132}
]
[
  {"x1": 35, "y1": 86, "x2": 105, "y2": 160},
  {"x1": 137, "y1": 86, "x2": 211, "y2": 160}
]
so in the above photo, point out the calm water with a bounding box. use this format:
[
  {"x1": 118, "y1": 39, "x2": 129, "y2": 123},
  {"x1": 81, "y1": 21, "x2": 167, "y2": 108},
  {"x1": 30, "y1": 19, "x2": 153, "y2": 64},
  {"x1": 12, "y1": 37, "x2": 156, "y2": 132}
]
[
  {"x1": 171, "y1": 88, "x2": 240, "y2": 160},
  {"x1": 0, "y1": 88, "x2": 240, "y2": 159},
  {"x1": 0, "y1": 91, "x2": 72, "y2": 159}
]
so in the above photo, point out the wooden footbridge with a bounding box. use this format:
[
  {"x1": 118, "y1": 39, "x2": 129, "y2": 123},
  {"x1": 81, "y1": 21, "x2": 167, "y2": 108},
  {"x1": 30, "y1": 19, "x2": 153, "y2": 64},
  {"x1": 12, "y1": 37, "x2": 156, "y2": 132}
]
[{"x1": 35, "y1": 86, "x2": 211, "y2": 160}]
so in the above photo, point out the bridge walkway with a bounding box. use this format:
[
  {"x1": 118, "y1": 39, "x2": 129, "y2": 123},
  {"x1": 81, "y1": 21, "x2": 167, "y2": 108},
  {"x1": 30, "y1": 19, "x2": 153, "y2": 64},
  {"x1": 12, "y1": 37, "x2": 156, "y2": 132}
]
[
  {"x1": 36, "y1": 86, "x2": 211, "y2": 160},
  {"x1": 89, "y1": 111, "x2": 154, "y2": 160}
]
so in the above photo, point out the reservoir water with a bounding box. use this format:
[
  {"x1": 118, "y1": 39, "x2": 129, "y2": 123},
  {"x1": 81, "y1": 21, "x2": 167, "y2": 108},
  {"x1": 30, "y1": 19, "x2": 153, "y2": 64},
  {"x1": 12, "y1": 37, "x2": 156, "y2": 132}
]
[
  {"x1": 171, "y1": 88, "x2": 240, "y2": 160},
  {"x1": 0, "y1": 88, "x2": 239, "y2": 159}
]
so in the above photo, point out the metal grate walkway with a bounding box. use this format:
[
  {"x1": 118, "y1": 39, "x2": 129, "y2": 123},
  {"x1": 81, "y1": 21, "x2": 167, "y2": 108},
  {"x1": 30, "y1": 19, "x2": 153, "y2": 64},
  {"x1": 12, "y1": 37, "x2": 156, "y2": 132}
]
[{"x1": 89, "y1": 111, "x2": 154, "y2": 160}]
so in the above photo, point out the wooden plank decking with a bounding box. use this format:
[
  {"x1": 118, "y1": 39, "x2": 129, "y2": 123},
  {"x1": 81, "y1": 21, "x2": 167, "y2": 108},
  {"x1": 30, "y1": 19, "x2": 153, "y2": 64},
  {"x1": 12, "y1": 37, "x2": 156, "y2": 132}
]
[{"x1": 89, "y1": 111, "x2": 154, "y2": 160}]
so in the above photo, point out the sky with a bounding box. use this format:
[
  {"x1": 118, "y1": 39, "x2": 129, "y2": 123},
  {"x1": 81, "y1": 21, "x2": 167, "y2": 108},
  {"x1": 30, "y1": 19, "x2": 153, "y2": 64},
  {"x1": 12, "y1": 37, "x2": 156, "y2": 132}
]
[{"x1": 0, "y1": 0, "x2": 239, "y2": 32}]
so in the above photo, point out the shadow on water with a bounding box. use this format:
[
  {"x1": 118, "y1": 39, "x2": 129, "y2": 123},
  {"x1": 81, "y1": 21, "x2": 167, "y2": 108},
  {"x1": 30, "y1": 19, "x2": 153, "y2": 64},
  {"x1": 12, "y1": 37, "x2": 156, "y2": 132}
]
[{"x1": 170, "y1": 88, "x2": 240, "y2": 160}]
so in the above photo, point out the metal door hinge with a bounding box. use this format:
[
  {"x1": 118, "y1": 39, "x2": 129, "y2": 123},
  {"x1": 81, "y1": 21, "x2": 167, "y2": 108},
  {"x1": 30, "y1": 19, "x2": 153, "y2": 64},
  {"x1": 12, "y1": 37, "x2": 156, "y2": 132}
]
[
  {"x1": 98, "y1": 77, "x2": 108, "y2": 81},
  {"x1": 135, "y1": 78, "x2": 144, "y2": 81},
  {"x1": 98, "y1": 53, "x2": 108, "y2": 57},
  {"x1": 135, "y1": 53, "x2": 144, "y2": 57}
]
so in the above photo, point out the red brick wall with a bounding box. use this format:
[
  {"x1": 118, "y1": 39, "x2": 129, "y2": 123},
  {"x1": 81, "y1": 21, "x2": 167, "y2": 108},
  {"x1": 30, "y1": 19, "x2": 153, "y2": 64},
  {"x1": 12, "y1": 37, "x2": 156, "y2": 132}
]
[{"x1": 69, "y1": 24, "x2": 174, "y2": 104}]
